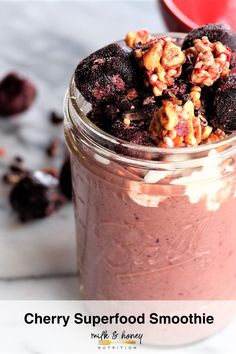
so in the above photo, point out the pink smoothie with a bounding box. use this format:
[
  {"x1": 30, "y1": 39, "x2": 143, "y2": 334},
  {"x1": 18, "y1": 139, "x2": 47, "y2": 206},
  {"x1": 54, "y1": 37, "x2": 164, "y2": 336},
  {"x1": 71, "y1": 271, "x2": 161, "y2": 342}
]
[{"x1": 70, "y1": 148, "x2": 236, "y2": 300}]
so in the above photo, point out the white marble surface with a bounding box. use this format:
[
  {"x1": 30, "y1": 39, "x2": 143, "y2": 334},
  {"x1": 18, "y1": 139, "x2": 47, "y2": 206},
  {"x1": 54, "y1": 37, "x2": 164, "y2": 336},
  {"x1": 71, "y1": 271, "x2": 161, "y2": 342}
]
[{"x1": 0, "y1": 1, "x2": 235, "y2": 353}]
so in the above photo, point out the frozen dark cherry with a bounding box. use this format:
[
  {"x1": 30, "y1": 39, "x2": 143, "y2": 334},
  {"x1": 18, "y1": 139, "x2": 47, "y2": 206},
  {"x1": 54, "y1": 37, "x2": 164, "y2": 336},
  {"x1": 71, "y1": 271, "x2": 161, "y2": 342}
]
[
  {"x1": 9, "y1": 171, "x2": 65, "y2": 221},
  {"x1": 110, "y1": 119, "x2": 141, "y2": 141},
  {"x1": 213, "y1": 74, "x2": 236, "y2": 131},
  {"x1": 0, "y1": 72, "x2": 36, "y2": 116},
  {"x1": 74, "y1": 43, "x2": 141, "y2": 104},
  {"x1": 50, "y1": 111, "x2": 64, "y2": 125},
  {"x1": 59, "y1": 158, "x2": 72, "y2": 200},
  {"x1": 182, "y1": 24, "x2": 236, "y2": 50}
]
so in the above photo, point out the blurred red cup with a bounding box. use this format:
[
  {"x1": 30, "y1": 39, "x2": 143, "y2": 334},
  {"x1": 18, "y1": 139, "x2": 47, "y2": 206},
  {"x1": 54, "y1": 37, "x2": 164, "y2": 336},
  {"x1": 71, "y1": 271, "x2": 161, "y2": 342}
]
[{"x1": 159, "y1": 0, "x2": 236, "y2": 32}]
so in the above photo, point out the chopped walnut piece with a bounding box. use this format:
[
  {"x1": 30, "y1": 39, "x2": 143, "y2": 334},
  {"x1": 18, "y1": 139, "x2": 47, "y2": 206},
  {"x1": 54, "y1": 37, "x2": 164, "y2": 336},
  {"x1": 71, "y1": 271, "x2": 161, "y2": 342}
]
[
  {"x1": 190, "y1": 85, "x2": 201, "y2": 109},
  {"x1": 125, "y1": 29, "x2": 152, "y2": 48},
  {"x1": 2, "y1": 173, "x2": 22, "y2": 185},
  {"x1": 184, "y1": 36, "x2": 232, "y2": 86},
  {"x1": 162, "y1": 42, "x2": 186, "y2": 68},
  {"x1": 203, "y1": 128, "x2": 226, "y2": 143},
  {"x1": 123, "y1": 117, "x2": 131, "y2": 126},
  {"x1": 149, "y1": 100, "x2": 213, "y2": 147},
  {"x1": 41, "y1": 167, "x2": 58, "y2": 178},
  {"x1": 133, "y1": 37, "x2": 186, "y2": 97},
  {"x1": 201, "y1": 125, "x2": 213, "y2": 140},
  {"x1": 46, "y1": 138, "x2": 60, "y2": 158}
]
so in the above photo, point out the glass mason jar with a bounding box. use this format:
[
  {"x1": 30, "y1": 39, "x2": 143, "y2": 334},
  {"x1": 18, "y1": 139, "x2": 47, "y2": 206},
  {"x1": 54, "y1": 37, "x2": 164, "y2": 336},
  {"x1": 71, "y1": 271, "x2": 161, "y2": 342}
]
[{"x1": 64, "y1": 34, "x2": 236, "y2": 302}]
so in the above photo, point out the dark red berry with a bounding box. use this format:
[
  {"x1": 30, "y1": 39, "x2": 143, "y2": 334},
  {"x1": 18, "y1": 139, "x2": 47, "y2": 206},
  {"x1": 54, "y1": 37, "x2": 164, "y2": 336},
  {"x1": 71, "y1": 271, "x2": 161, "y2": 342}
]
[
  {"x1": 74, "y1": 43, "x2": 141, "y2": 104},
  {"x1": 9, "y1": 171, "x2": 65, "y2": 221},
  {"x1": 212, "y1": 74, "x2": 236, "y2": 131},
  {"x1": 110, "y1": 119, "x2": 141, "y2": 141},
  {"x1": 59, "y1": 158, "x2": 72, "y2": 200},
  {"x1": 50, "y1": 111, "x2": 64, "y2": 125},
  {"x1": 13, "y1": 156, "x2": 24, "y2": 163},
  {"x1": 0, "y1": 72, "x2": 36, "y2": 116}
]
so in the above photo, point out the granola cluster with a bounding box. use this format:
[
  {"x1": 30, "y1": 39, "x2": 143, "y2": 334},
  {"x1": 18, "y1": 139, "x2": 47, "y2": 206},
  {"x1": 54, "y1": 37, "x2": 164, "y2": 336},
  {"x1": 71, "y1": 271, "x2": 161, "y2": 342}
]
[
  {"x1": 75, "y1": 24, "x2": 236, "y2": 148},
  {"x1": 125, "y1": 29, "x2": 153, "y2": 49},
  {"x1": 130, "y1": 36, "x2": 186, "y2": 97},
  {"x1": 149, "y1": 100, "x2": 225, "y2": 148},
  {"x1": 185, "y1": 36, "x2": 231, "y2": 86}
]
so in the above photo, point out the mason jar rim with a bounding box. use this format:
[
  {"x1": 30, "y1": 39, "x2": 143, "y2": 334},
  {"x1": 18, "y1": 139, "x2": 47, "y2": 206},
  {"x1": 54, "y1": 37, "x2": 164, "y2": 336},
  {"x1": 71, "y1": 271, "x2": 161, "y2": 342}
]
[{"x1": 64, "y1": 33, "x2": 236, "y2": 170}]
